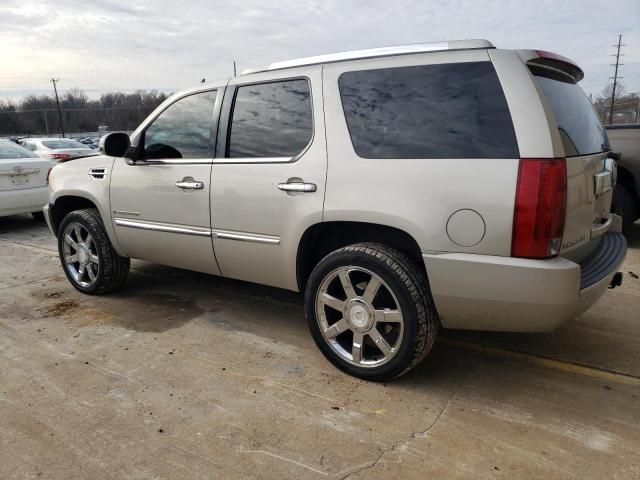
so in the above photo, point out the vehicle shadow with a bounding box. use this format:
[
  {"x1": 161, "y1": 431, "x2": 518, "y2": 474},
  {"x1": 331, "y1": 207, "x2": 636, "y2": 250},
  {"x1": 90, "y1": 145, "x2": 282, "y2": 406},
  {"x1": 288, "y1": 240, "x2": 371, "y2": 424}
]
[{"x1": 0, "y1": 213, "x2": 47, "y2": 235}]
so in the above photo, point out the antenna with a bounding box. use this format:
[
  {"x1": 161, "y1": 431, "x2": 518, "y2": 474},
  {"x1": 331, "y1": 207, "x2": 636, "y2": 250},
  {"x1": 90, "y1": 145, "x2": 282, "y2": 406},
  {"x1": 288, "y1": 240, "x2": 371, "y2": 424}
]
[{"x1": 233, "y1": 61, "x2": 237, "y2": 77}]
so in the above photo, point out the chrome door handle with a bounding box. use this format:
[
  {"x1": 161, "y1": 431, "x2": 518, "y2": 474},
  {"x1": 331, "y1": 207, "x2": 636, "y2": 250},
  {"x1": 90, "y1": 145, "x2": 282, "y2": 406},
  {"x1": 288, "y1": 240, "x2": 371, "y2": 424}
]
[
  {"x1": 278, "y1": 182, "x2": 317, "y2": 193},
  {"x1": 175, "y1": 180, "x2": 204, "y2": 190}
]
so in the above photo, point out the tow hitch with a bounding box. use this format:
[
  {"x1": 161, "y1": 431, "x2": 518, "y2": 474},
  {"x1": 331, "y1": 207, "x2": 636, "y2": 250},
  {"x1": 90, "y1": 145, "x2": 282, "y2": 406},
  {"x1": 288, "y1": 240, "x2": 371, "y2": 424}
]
[{"x1": 609, "y1": 272, "x2": 623, "y2": 289}]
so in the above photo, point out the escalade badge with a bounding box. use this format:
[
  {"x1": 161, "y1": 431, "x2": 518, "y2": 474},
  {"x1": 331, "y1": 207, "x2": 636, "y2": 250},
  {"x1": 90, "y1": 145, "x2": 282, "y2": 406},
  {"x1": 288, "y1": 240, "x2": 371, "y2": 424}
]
[{"x1": 113, "y1": 210, "x2": 140, "y2": 217}]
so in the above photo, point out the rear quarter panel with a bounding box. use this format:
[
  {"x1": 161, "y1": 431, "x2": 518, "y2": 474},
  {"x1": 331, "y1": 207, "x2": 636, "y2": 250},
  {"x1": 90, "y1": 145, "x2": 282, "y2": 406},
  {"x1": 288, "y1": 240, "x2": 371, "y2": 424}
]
[{"x1": 322, "y1": 49, "x2": 532, "y2": 255}]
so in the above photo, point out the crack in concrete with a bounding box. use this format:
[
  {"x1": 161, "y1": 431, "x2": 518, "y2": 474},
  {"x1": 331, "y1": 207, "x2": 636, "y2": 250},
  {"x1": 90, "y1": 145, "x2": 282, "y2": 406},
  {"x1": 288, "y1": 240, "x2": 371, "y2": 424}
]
[{"x1": 337, "y1": 385, "x2": 460, "y2": 479}]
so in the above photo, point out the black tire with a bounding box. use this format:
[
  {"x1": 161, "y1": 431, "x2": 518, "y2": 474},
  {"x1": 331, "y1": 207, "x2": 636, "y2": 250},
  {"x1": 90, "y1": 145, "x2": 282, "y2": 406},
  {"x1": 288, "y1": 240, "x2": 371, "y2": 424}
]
[
  {"x1": 57, "y1": 208, "x2": 130, "y2": 294},
  {"x1": 304, "y1": 243, "x2": 438, "y2": 381},
  {"x1": 612, "y1": 184, "x2": 638, "y2": 234},
  {"x1": 31, "y1": 211, "x2": 45, "y2": 221}
]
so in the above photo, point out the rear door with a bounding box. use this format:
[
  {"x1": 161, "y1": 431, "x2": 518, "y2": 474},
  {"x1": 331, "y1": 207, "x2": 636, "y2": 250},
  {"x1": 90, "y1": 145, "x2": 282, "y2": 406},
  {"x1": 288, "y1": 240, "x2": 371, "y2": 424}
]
[
  {"x1": 0, "y1": 142, "x2": 52, "y2": 191},
  {"x1": 210, "y1": 67, "x2": 326, "y2": 290},
  {"x1": 529, "y1": 63, "x2": 614, "y2": 260}
]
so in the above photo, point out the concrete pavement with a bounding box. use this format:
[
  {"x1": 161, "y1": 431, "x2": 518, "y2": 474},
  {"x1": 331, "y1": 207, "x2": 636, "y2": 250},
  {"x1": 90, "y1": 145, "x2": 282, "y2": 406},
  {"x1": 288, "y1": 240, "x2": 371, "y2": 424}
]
[{"x1": 1, "y1": 215, "x2": 639, "y2": 479}]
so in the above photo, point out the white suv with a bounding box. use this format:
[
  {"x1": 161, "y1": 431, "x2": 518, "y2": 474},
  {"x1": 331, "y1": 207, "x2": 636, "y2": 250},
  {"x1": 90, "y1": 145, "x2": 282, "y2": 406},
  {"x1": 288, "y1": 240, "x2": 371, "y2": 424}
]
[{"x1": 44, "y1": 40, "x2": 626, "y2": 381}]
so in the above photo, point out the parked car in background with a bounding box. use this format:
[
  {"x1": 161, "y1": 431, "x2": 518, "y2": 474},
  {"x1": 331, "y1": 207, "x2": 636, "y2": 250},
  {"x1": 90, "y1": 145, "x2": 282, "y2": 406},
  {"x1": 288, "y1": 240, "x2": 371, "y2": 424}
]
[
  {"x1": 44, "y1": 40, "x2": 625, "y2": 381},
  {"x1": 21, "y1": 138, "x2": 96, "y2": 161},
  {"x1": 607, "y1": 124, "x2": 640, "y2": 233},
  {"x1": 0, "y1": 140, "x2": 53, "y2": 219}
]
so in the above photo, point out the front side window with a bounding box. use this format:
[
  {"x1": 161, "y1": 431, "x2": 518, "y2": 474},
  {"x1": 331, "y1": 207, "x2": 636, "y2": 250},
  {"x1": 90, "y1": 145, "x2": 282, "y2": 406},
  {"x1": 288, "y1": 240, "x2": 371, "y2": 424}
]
[
  {"x1": 144, "y1": 90, "x2": 217, "y2": 159},
  {"x1": 228, "y1": 79, "x2": 313, "y2": 158},
  {"x1": 339, "y1": 62, "x2": 519, "y2": 159}
]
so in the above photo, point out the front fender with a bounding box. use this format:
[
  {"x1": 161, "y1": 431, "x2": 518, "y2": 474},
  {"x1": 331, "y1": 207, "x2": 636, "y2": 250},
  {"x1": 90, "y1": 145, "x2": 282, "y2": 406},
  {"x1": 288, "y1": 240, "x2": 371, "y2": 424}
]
[{"x1": 49, "y1": 156, "x2": 126, "y2": 256}]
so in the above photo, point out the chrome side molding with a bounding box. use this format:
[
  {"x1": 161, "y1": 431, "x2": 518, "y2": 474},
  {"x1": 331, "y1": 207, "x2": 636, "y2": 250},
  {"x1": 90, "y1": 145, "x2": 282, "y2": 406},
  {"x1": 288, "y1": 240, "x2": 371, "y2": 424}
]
[
  {"x1": 212, "y1": 229, "x2": 280, "y2": 245},
  {"x1": 114, "y1": 218, "x2": 212, "y2": 237},
  {"x1": 114, "y1": 218, "x2": 280, "y2": 245}
]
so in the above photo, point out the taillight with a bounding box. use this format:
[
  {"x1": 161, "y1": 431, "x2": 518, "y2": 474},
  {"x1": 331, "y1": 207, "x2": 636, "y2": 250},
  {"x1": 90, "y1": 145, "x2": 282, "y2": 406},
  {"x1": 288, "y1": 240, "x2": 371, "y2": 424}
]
[
  {"x1": 512, "y1": 158, "x2": 567, "y2": 259},
  {"x1": 45, "y1": 153, "x2": 71, "y2": 161}
]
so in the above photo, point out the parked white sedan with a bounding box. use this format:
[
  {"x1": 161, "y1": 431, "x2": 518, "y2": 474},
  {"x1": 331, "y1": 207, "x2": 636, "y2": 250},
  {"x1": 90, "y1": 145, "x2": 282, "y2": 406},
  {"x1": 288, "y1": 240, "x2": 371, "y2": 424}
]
[
  {"x1": 21, "y1": 138, "x2": 96, "y2": 161},
  {"x1": 0, "y1": 140, "x2": 54, "y2": 219}
]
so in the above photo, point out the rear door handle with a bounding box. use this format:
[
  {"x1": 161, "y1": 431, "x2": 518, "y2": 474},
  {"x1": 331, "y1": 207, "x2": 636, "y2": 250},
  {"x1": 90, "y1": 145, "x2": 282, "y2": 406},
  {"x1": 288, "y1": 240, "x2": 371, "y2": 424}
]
[
  {"x1": 278, "y1": 181, "x2": 317, "y2": 193},
  {"x1": 176, "y1": 179, "x2": 204, "y2": 190}
]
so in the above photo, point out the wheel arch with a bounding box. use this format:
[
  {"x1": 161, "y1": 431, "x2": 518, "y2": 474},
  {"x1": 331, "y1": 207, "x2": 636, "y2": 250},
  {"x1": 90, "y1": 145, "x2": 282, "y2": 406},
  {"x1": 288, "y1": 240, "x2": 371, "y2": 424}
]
[
  {"x1": 296, "y1": 221, "x2": 427, "y2": 292},
  {"x1": 50, "y1": 193, "x2": 127, "y2": 257},
  {"x1": 51, "y1": 195, "x2": 99, "y2": 236}
]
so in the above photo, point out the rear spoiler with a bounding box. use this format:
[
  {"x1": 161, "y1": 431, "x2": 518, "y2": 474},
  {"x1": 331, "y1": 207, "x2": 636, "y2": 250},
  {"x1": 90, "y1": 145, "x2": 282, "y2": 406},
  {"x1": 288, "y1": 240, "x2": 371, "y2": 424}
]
[{"x1": 517, "y1": 49, "x2": 584, "y2": 83}]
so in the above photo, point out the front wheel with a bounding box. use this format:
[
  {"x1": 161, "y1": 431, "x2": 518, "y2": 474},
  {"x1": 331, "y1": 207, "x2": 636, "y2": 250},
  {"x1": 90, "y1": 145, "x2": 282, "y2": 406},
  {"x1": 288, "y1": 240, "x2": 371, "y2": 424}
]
[
  {"x1": 58, "y1": 208, "x2": 130, "y2": 294},
  {"x1": 305, "y1": 243, "x2": 438, "y2": 381}
]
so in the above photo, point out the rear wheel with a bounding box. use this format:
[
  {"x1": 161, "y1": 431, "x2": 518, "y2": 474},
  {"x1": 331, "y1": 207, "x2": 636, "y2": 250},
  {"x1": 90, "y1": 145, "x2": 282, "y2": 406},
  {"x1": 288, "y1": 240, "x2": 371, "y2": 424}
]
[
  {"x1": 305, "y1": 243, "x2": 438, "y2": 381},
  {"x1": 58, "y1": 208, "x2": 130, "y2": 294},
  {"x1": 612, "y1": 184, "x2": 637, "y2": 234}
]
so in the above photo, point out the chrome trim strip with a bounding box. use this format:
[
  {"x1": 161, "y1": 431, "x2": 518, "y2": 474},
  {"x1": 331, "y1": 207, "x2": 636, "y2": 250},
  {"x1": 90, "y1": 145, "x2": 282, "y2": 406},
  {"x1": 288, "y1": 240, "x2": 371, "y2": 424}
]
[
  {"x1": 114, "y1": 218, "x2": 212, "y2": 237},
  {"x1": 212, "y1": 156, "x2": 292, "y2": 165},
  {"x1": 128, "y1": 159, "x2": 213, "y2": 165},
  {"x1": 212, "y1": 229, "x2": 280, "y2": 245}
]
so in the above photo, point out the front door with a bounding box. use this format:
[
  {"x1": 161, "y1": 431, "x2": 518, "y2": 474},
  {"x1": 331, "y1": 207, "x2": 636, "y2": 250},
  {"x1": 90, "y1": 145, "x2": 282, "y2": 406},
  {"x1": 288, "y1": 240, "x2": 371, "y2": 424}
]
[
  {"x1": 110, "y1": 89, "x2": 222, "y2": 275},
  {"x1": 210, "y1": 67, "x2": 327, "y2": 290}
]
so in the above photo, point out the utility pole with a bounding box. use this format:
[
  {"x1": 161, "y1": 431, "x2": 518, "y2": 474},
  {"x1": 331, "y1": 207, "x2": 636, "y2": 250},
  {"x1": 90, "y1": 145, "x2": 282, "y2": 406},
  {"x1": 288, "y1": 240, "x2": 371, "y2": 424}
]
[
  {"x1": 42, "y1": 110, "x2": 49, "y2": 135},
  {"x1": 50, "y1": 78, "x2": 65, "y2": 137},
  {"x1": 608, "y1": 34, "x2": 625, "y2": 125}
]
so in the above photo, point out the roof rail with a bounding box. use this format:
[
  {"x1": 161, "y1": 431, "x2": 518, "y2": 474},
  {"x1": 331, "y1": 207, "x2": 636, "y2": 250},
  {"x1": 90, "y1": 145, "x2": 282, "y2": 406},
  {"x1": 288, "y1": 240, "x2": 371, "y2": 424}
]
[{"x1": 242, "y1": 39, "x2": 494, "y2": 74}]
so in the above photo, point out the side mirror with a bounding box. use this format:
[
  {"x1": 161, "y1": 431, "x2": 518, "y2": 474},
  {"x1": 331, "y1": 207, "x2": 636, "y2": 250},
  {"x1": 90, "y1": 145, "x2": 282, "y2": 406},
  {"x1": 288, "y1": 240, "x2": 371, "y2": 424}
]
[{"x1": 100, "y1": 132, "x2": 131, "y2": 157}]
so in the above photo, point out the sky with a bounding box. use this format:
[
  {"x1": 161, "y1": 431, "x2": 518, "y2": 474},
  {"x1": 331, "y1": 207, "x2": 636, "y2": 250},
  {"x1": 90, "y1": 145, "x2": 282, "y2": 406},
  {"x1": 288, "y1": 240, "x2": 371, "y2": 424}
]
[{"x1": 1, "y1": 0, "x2": 639, "y2": 102}]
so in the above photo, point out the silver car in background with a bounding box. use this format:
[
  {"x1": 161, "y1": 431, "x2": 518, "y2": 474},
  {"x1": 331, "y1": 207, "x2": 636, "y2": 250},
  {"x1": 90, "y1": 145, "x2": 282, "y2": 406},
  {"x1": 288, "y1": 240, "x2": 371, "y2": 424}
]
[
  {"x1": 0, "y1": 140, "x2": 54, "y2": 219},
  {"x1": 21, "y1": 138, "x2": 96, "y2": 161}
]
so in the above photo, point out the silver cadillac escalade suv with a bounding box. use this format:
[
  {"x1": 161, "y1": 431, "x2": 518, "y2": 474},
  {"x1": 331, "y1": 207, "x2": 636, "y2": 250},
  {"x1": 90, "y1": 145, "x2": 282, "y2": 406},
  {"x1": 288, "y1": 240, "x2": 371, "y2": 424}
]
[{"x1": 44, "y1": 39, "x2": 626, "y2": 381}]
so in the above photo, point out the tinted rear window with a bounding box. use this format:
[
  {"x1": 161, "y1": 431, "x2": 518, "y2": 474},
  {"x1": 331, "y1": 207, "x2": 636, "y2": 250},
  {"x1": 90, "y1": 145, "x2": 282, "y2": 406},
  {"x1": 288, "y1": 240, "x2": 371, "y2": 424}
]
[
  {"x1": 338, "y1": 62, "x2": 519, "y2": 159},
  {"x1": 42, "y1": 139, "x2": 87, "y2": 149},
  {"x1": 0, "y1": 141, "x2": 38, "y2": 159},
  {"x1": 531, "y1": 66, "x2": 609, "y2": 157}
]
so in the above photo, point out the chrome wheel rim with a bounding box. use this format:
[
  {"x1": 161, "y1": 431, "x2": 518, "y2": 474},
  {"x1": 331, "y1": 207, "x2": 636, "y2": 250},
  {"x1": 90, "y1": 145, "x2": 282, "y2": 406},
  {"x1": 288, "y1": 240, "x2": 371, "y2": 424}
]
[
  {"x1": 62, "y1": 222, "x2": 99, "y2": 288},
  {"x1": 315, "y1": 266, "x2": 404, "y2": 368}
]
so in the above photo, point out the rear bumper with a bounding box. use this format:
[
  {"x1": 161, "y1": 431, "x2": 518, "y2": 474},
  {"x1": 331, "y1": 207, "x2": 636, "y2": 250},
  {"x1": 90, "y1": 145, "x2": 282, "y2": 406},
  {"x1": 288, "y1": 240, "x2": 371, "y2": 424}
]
[
  {"x1": 423, "y1": 232, "x2": 627, "y2": 332},
  {"x1": 0, "y1": 187, "x2": 50, "y2": 218}
]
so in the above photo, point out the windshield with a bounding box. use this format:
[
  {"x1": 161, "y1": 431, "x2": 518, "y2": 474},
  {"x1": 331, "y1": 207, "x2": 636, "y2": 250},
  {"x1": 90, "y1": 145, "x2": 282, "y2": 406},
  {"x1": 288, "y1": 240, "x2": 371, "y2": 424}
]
[
  {"x1": 42, "y1": 139, "x2": 87, "y2": 149},
  {"x1": 0, "y1": 141, "x2": 39, "y2": 160},
  {"x1": 531, "y1": 66, "x2": 609, "y2": 157}
]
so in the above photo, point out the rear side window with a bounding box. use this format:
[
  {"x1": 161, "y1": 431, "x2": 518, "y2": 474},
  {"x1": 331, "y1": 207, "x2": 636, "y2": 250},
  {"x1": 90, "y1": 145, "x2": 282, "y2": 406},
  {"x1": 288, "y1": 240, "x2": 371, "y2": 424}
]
[
  {"x1": 42, "y1": 139, "x2": 85, "y2": 149},
  {"x1": 338, "y1": 62, "x2": 518, "y2": 159},
  {"x1": 531, "y1": 67, "x2": 609, "y2": 157},
  {"x1": 0, "y1": 141, "x2": 38, "y2": 159},
  {"x1": 228, "y1": 79, "x2": 313, "y2": 158}
]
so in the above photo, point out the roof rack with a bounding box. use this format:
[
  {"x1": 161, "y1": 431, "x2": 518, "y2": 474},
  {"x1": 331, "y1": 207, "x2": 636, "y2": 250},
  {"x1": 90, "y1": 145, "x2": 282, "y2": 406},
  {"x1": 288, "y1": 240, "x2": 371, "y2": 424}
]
[{"x1": 242, "y1": 39, "x2": 494, "y2": 74}]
